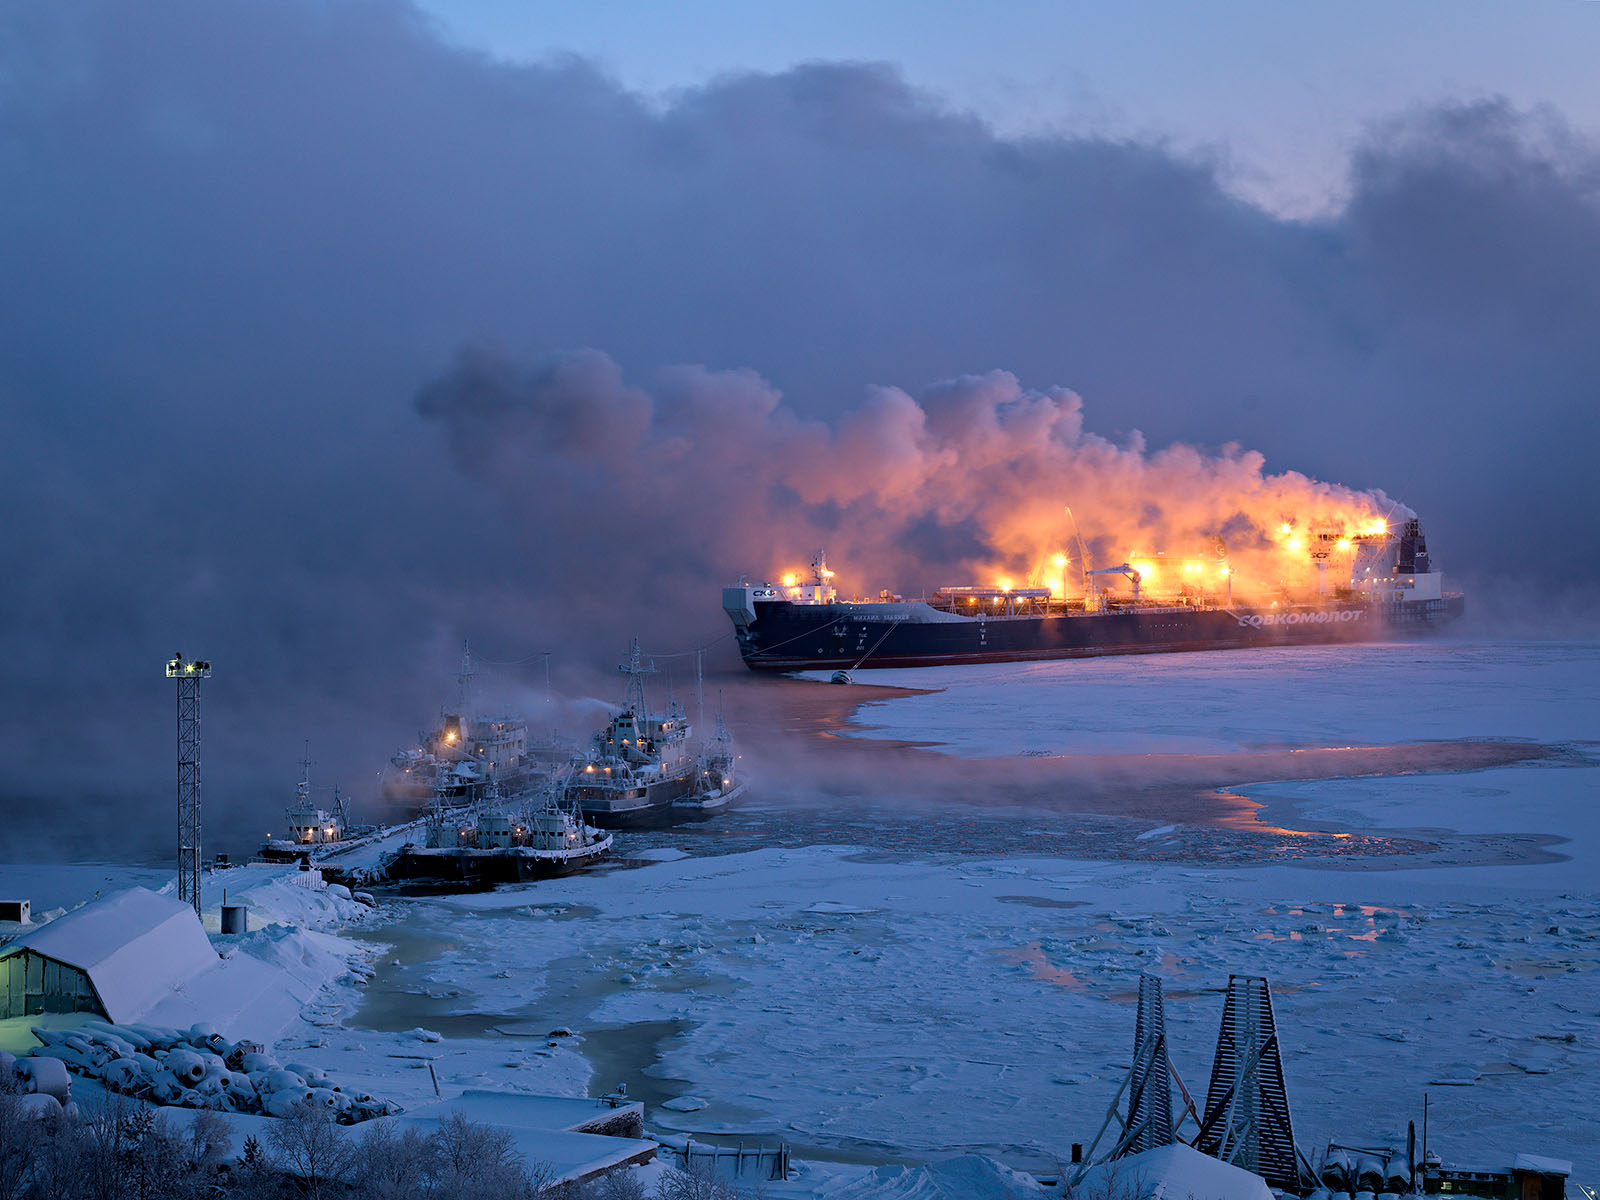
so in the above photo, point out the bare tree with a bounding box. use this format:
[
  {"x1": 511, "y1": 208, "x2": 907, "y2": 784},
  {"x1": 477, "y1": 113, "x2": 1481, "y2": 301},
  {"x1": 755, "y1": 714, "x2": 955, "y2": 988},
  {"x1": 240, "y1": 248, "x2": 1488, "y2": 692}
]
[
  {"x1": 1062, "y1": 1158, "x2": 1152, "y2": 1200},
  {"x1": 352, "y1": 1120, "x2": 437, "y2": 1200},
  {"x1": 653, "y1": 1158, "x2": 762, "y2": 1200},
  {"x1": 267, "y1": 1100, "x2": 357, "y2": 1200},
  {"x1": 187, "y1": 1107, "x2": 235, "y2": 1181},
  {"x1": 28, "y1": 1105, "x2": 90, "y2": 1200},
  {"x1": 77, "y1": 1092, "x2": 133, "y2": 1200},
  {"x1": 577, "y1": 1166, "x2": 649, "y2": 1200},
  {"x1": 432, "y1": 1110, "x2": 544, "y2": 1200},
  {"x1": 0, "y1": 1091, "x2": 38, "y2": 1200}
]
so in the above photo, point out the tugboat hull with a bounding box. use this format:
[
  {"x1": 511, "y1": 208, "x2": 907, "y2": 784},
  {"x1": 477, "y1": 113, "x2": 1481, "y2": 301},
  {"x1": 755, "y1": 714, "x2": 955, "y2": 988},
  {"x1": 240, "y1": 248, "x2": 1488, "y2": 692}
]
[
  {"x1": 384, "y1": 842, "x2": 612, "y2": 885},
  {"x1": 571, "y1": 772, "x2": 700, "y2": 830}
]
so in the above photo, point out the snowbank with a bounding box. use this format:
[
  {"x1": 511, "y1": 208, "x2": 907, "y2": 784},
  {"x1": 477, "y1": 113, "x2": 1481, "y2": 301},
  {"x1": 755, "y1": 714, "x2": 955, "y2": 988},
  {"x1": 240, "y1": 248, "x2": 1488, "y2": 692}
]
[{"x1": 815, "y1": 1155, "x2": 1044, "y2": 1199}]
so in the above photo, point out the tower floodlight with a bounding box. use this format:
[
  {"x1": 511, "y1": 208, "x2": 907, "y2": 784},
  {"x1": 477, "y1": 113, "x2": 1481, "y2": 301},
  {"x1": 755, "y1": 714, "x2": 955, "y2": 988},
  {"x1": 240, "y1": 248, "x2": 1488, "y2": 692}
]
[{"x1": 166, "y1": 652, "x2": 212, "y2": 918}]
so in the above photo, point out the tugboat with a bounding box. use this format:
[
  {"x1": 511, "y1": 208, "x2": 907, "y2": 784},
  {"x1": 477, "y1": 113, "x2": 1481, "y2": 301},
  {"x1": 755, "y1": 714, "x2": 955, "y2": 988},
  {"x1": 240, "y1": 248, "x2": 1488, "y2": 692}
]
[
  {"x1": 258, "y1": 751, "x2": 374, "y2": 863},
  {"x1": 384, "y1": 784, "x2": 613, "y2": 885},
  {"x1": 380, "y1": 644, "x2": 557, "y2": 811},
  {"x1": 563, "y1": 640, "x2": 703, "y2": 829},
  {"x1": 673, "y1": 710, "x2": 747, "y2": 821}
]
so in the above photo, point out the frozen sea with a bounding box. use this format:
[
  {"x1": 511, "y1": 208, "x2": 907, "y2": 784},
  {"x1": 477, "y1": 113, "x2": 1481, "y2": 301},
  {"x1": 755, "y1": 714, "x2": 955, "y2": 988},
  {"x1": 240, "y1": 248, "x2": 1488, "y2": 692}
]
[
  {"x1": 340, "y1": 639, "x2": 1600, "y2": 1188},
  {"x1": 4, "y1": 638, "x2": 1596, "y2": 1194}
]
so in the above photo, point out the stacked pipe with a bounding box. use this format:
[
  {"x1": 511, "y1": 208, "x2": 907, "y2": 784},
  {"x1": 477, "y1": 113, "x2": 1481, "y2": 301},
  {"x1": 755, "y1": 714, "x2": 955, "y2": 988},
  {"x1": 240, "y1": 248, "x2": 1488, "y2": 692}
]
[
  {"x1": 1308, "y1": 1144, "x2": 1416, "y2": 1199},
  {"x1": 1, "y1": 1048, "x2": 74, "y2": 1117},
  {"x1": 26, "y1": 1021, "x2": 395, "y2": 1123}
]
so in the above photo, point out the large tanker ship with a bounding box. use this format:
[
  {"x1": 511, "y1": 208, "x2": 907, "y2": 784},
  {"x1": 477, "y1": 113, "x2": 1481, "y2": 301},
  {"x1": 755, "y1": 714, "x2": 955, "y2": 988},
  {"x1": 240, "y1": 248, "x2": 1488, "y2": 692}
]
[{"x1": 724, "y1": 520, "x2": 1463, "y2": 672}]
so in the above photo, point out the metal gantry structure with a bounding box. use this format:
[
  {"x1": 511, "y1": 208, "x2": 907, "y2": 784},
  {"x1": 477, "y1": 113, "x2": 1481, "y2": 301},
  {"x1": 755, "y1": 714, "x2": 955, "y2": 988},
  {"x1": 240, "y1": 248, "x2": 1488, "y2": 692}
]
[
  {"x1": 167, "y1": 652, "x2": 212, "y2": 918},
  {"x1": 1124, "y1": 972, "x2": 1177, "y2": 1155},
  {"x1": 1195, "y1": 973, "x2": 1301, "y2": 1191},
  {"x1": 1069, "y1": 973, "x2": 1200, "y2": 1186}
]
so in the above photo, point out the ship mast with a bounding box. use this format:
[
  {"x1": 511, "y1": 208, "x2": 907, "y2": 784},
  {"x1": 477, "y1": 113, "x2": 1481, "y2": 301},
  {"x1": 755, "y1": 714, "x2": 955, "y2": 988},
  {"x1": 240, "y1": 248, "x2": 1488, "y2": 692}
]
[
  {"x1": 618, "y1": 637, "x2": 658, "y2": 721},
  {"x1": 456, "y1": 639, "x2": 476, "y2": 715},
  {"x1": 696, "y1": 646, "x2": 705, "y2": 731},
  {"x1": 298, "y1": 740, "x2": 313, "y2": 806}
]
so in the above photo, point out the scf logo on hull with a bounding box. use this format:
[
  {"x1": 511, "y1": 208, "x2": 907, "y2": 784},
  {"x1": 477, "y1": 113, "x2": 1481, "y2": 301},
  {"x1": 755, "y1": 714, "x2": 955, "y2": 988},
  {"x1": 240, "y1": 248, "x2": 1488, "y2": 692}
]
[{"x1": 1238, "y1": 610, "x2": 1365, "y2": 628}]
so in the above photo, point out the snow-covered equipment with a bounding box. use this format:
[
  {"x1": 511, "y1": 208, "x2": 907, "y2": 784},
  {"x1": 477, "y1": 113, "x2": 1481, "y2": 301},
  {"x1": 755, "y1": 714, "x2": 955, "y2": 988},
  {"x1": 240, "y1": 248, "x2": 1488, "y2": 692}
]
[
  {"x1": 1070, "y1": 1142, "x2": 1274, "y2": 1200},
  {"x1": 24, "y1": 1020, "x2": 395, "y2": 1123},
  {"x1": 13, "y1": 1055, "x2": 71, "y2": 1103}
]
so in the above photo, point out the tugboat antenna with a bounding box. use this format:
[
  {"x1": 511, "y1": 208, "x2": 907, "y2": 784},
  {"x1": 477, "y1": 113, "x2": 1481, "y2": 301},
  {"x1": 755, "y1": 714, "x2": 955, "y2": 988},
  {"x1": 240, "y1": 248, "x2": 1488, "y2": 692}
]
[
  {"x1": 618, "y1": 637, "x2": 658, "y2": 719},
  {"x1": 696, "y1": 646, "x2": 705, "y2": 730},
  {"x1": 457, "y1": 639, "x2": 475, "y2": 713},
  {"x1": 298, "y1": 740, "x2": 313, "y2": 805}
]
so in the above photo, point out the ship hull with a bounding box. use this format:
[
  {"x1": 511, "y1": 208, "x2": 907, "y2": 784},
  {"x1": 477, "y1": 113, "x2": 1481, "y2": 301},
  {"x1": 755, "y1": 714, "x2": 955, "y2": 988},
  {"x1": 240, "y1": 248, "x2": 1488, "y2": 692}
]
[
  {"x1": 570, "y1": 771, "x2": 701, "y2": 830},
  {"x1": 384, "y1": 843, "x2": 611, "y2": 885},
  {"x1": 732, "y1": 595, "x2": 1465, "y2": 671}
]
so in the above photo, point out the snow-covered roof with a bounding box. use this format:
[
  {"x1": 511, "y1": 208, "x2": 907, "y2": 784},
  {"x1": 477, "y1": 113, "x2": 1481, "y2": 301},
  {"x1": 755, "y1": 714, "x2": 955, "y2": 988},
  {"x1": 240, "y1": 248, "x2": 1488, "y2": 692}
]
[
  {"x1": 1512, "y1": 1153, "x2": 1572, "y2": 1177},
  {"x1": 0, "y1": 887, "x2": 218, "y2": 1023},
  {"x1": 1071, "y1": 1144, "x2": 1274, "y2": 1200}
]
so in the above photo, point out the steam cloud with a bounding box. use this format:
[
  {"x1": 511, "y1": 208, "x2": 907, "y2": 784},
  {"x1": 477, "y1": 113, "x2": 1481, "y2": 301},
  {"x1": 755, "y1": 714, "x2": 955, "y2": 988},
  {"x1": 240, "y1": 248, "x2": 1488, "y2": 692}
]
[
  {"x1": 2, "y1": 0, "x2": 1598, "y2": 847},
  {"x1": 419, "y1": 350, "x2": 1405, "y2": 602}
]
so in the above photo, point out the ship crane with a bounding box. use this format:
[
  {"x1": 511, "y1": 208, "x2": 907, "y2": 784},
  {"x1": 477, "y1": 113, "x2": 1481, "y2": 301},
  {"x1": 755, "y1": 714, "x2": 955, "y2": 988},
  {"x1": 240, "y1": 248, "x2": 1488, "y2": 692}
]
[{"x1": 1086, "y1": 563, "x2": 1142, "y2": 601}]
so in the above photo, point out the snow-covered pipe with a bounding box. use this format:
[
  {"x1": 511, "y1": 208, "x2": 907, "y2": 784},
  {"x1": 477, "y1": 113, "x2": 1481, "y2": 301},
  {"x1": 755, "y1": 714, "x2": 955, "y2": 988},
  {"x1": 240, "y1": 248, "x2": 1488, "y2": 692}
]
[{"x1": 16, "y1": 1056, "x2": 70, "y2": 1103}]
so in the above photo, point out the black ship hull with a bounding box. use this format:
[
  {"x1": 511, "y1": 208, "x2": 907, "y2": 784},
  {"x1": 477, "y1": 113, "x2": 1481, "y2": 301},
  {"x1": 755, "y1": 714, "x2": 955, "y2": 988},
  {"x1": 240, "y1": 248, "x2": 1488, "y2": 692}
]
[
  {"x1": 570, "y1": 771, "x2": 701, "y2": 830},
  {"x1": 731, "y1": 595, "x2": 1465, "y2": 672},
  {"x1": 383, "y1": 845, "x2": 609, "y2": 885}
]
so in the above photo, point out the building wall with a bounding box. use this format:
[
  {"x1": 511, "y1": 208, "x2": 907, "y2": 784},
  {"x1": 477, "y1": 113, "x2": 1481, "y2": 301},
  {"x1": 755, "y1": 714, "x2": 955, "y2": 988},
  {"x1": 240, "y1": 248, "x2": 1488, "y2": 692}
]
[{"x1": 0, "y1": 951, "x2": 104, "y2": 1020}]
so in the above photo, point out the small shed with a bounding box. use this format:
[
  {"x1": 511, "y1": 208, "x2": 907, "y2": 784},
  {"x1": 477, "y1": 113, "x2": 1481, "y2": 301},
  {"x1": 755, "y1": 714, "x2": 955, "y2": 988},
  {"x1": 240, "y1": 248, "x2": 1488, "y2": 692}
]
[{"x1": 0, "y1": 888, "x2": 218, "y2": 1022}]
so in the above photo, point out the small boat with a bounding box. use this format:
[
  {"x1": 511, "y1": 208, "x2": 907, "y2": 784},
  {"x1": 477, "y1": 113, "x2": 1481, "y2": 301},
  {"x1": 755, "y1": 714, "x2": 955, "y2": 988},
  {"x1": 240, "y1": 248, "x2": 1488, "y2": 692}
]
[
  {"x1": 563, "y1": 640, "x2": 702, "y2": 829},
  {"x1": 257, "y1": 752, "x2": 375, "y2": 863},
  {"x1": 673, "y1": 711, "x2": 747, "y2": 820},
  {"x1": 383, "y1": 785, "x2": 612, "y2": 885}
]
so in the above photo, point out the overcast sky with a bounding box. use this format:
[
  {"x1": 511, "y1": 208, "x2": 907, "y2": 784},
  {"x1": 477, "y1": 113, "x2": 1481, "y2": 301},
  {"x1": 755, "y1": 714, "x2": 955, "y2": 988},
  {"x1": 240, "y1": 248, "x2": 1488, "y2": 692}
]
[
  {"x1": 2, "y1": 0, "x2": 1596, "y2": 850},
  {"x1": 412, "y1": 1, "x2": 1600, "y2": 218}
]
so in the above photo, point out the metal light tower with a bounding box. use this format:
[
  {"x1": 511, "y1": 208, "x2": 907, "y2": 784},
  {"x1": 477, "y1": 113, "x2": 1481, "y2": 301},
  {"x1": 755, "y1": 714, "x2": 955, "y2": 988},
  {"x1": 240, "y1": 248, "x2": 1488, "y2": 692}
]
[{"x1": 167, "y1": 652, "x2": 212, "y2": 918}]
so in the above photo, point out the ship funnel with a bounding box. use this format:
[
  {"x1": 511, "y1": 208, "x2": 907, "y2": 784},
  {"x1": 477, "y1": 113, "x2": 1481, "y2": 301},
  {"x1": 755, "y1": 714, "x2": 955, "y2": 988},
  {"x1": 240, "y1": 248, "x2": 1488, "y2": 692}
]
[{"x1": 1396, "y1": 519, "x2": 1431, "y2": 574}]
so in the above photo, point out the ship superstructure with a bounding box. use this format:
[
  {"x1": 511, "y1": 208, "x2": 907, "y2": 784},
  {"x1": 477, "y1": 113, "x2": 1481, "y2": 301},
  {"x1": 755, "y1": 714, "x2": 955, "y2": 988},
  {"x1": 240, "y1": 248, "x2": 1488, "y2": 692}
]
[
  {"x1": 258, "y1": 750, "x2": 376, "y2": 862},
  {"x1": 382, "y1": 644, "x2": 549, "y2": 808},
  {"x1": 674, "y1": 708, "x2": 747, "y2": 820},
  {"x1": 562, "y1": 640, "x2": 702, "y2": 829},
  {"x1": 724, "y1": 520, "x2": 1463, "y2": 672}
]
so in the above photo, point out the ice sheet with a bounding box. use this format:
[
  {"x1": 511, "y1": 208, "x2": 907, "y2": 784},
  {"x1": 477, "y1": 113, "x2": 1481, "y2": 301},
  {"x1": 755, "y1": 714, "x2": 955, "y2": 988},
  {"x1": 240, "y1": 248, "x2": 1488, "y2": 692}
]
[{"x1": 814, "y1": 641, "x2": 1599, "y2": 756}]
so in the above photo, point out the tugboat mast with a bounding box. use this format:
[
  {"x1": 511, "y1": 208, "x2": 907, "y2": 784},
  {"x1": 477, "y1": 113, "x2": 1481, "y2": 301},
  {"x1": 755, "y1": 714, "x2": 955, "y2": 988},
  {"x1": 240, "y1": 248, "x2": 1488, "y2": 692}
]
[
  {"x1": 456, "y1": 639, "x2": 476, "y2": 714},
  {"x1": 618, "y1": 637, "x2": 658, "y2": 721}
]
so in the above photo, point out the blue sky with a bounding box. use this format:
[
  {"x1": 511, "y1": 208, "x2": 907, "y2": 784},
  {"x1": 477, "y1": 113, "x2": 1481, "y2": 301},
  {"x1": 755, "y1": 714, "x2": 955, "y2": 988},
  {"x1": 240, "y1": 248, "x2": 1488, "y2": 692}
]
[{"x1": 412, "y1": 1, "x2": 1600, "y2": 217}]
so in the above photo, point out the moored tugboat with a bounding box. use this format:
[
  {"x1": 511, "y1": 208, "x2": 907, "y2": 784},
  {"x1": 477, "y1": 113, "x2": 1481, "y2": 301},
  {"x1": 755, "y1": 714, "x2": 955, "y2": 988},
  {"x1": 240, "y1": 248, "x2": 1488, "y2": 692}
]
[
  {"x1": 384, "y1": 784, "x2": 612, "y2": 885},
  {"x1": 673, "y1": 711, "x2": 747, "y2": 821},
  {"x1": 563, "y1": 640, "x2": 702, "y2": 829},
  {"x1": 380, "y1": 644, "x2": 556, "y2": 810},
  {"x1": 258, "y1": 753, "x2": 373, "y2": 863}
]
